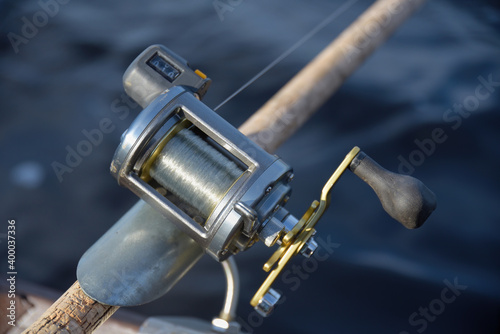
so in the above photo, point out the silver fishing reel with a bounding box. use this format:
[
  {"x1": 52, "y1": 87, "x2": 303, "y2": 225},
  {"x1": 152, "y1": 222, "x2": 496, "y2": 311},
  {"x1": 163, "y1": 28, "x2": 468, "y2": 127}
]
[
  {"x1": 111, "y1": 45, "x2": 299, "y2": 262},
  {"x1": 78, "y1": 45, "x2": 436, "y2": 318}
]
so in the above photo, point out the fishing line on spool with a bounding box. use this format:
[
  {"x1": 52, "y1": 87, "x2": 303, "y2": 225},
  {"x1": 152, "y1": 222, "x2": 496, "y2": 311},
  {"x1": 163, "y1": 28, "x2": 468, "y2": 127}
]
[{"x1": 150, "y1": 128, "x2": 244, "y2": 219}]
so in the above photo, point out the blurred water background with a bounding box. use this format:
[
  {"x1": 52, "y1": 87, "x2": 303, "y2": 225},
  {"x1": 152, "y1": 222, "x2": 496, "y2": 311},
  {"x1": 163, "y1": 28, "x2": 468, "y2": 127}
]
[{"x1": 1, "y1": 0, "x2": 499, "y2": 333}]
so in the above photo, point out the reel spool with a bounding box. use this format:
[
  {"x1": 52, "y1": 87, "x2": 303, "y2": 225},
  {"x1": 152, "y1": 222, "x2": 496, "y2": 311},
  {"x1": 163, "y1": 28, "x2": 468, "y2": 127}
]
[{"x1": 78, "y1": 45, "x2": 437, "y2": 317}]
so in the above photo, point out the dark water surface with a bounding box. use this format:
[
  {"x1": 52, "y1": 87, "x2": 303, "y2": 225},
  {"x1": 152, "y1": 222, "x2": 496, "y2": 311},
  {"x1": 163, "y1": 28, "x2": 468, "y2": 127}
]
[{"x1": 1, "y1": 0, "x2": 499, "y2": 333}]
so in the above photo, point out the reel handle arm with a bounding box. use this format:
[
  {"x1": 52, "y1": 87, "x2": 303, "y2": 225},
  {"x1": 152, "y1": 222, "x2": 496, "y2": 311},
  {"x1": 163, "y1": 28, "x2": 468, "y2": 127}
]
[{"x1": 349, "y1": 151, "x2": 437, "y2": 229}]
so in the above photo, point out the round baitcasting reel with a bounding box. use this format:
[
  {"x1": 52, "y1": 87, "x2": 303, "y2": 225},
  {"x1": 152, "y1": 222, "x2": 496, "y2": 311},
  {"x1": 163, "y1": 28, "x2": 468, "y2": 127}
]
[
  {"x1": 78, "y1": 45, "x2": 436, "y2": 318},
  {"x1": 111, "y1": 45, "x2": 299, "y2": 262}
]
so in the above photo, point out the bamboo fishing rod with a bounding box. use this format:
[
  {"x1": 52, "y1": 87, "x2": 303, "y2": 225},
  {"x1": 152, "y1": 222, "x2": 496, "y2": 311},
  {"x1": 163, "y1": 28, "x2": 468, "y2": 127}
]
[{"x1": 23, "y1": 0, "x2": 426, "y2": 332}]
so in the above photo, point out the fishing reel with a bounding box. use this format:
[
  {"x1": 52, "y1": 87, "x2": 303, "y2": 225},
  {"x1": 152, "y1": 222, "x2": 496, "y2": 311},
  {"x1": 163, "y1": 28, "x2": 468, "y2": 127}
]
[
  {"x1": 112, "y1": 47, "x2": 294, "y2": 261},
  {"x1": 78, "y1": 45, "x2": 436, "y2": 320}
]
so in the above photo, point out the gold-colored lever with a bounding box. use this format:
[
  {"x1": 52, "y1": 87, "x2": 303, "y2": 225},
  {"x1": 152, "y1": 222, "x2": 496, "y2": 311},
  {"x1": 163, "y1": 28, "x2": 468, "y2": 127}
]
[{"x1": 251, "y1": 146, "x2": 360, "y2": 308}]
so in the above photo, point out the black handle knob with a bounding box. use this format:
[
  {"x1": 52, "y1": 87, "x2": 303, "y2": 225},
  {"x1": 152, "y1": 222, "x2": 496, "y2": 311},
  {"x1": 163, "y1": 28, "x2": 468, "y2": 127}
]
[{"x1": 349, "y1": 151, "x2": 436, "y2": 229}]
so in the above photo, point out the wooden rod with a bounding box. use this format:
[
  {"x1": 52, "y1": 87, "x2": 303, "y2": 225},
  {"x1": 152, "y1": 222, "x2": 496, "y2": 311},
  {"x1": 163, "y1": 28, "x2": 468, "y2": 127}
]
[
  {"x1": 23, "y1": 0, "x2": 425, "y2": 332},
  {"x1": 22, "y1": 281, "x2": 118, "y2": 333},
  {"x1": 239, "y1": 0, "x2": 426, "y2": 153}
]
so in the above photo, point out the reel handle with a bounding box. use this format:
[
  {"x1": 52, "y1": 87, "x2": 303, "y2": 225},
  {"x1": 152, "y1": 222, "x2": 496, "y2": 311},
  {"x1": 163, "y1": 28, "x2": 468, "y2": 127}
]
[{"x1": 349, "y1": 151, "x2": 436, "y2": 229}]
